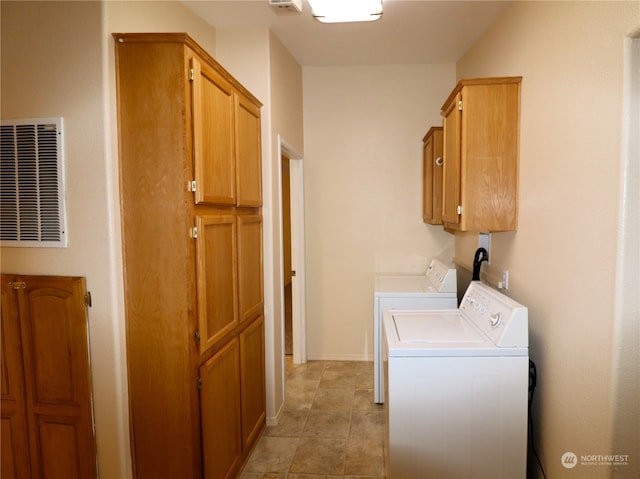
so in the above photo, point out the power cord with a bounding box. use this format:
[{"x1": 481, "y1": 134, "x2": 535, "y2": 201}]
[{"x1": 529, "y1": 359, "x2": 548, "y2": 479}]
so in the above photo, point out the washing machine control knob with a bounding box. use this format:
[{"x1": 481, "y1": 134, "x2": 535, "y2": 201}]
[{"x1": 489, "y1": 313, "x2": 502, "y2": 328}]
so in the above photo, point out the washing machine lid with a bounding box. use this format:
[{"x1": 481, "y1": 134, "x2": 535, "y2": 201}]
[
  {"x1": 392, "y1": 311, "x2": 484, "y2": 343},
  {"x1": 383, "y1": 310, "x2": 527, "y2": 357},
  {"x1": 374, "y1": 259, "x2": 457, "y2": 296},
  {"x1": 375, "y1": 275, "x2": 443, "y2": 296}
]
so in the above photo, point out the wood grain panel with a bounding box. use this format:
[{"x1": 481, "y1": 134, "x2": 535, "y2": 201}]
[
  {"x1": 462, "y1": 83, "x2": 519, "y2": 231},
  {"x1": 114, "y1": 37, "x2": 200, "y2": 478},
  {"x1": 237, "y1": 215, "x2": 264, "y2": 325},
  {"x1": 422, "y1": 127, "x2": 443, "y2": 225},
  {"x1": 1, "y1": 275, "x2": 31, "y2": 479},
  {"x1": 235, "y1": 95, "x2": 262, "y2": 207},
  {"x1": 239, "y1": 316, "x2": 266, "y2": 452},
  {"x1": 27, "y1": 290, "x2": 76, "y2": 404},
  {"x1": 1, "y1": 417, "x2": 21, "y2": 478},
  {"x1": 442, "y1": 94, "x2": 462, "y2": 226},
  {"x1": 423, "y1": 132, "x2": 434, "y2": 223},
  {"x1": 432, "y1": 128, "x2": 444, "y2": 225},
  {"x1": 38, "y1": 416, "x2": 85, "y2": 479},
  {"x1": 200, "y1": 338, "x2": 242, "y2": 479},
  {"x1": 193, "y1": 56, "x2": 236, "y2": 205},
  {"x1": 196, "y1": 215, "x2": 238, "y2": 358}
]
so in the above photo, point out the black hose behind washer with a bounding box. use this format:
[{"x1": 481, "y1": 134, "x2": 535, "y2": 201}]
[{"x1": 472, "y1": 247, "x2": 488, "y2": 281}]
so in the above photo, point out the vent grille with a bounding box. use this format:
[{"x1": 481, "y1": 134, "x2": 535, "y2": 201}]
[{"x1": 1, "y1": 118, "x2": 67, "y2": 247}]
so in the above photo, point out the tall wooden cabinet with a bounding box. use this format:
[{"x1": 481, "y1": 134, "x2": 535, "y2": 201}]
[
  {"x1": 422, "y1": 126, "x2": 444, "y2": 224},
  {"x1": 113, "y1": 33, "x2": 265, "y2": 479},
  {"x1": 441, "y1": 77, "x2": 521, "y2": 232}
]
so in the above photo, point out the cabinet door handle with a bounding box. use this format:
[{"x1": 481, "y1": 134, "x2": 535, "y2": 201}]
[{"x1": 435, "y1": 157, "x2": 444, "y2": 166}]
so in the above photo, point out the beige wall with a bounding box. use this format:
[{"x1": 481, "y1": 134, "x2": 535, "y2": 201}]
[
  {"x1": 266, "y1": 31, "x2": 304, "y2": 418},
  {"x1": 106, "y1": 0, "x2": 217, "y2": 53},
  {"x1": 1, "y1": 2, "x2": 130, "y2": 478},
  {"x1": 269, "y1": 32, "x2": 304, "y2": 155},
  {"x1": 302, "y1": 63, "x2": 456, "y2": 360},
  {"x1": 454, "y1": 2, "x2": 640, "y2": 477}
]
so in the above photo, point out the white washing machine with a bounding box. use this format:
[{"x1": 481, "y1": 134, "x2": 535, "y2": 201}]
[
  {"x1": 373, "y1": 259, "x2": 457, "y2": 403},
  {"x1": 383, "y1": 281, "x2": 529, "y2": 479}
]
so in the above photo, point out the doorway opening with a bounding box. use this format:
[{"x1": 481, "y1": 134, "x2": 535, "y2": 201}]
[
  {"x1": 278, "y1": 137, "x2": 306, "y2": 365},
  {"x1": 281, "y1": 153, "x2": 293, "y2": 355}
]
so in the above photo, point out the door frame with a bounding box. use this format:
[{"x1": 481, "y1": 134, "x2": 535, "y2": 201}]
[{"x1": 277, "y1": 135, "x2": 306, "y2": 364}]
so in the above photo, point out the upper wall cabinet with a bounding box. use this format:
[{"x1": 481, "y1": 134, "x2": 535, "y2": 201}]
[
  {"x1": 441, "y1": 77, "x2": 521, "y2": 232},
  {"x1": 422, "y1": 126, "x2": 444, "y2": 225},
  {"x1": 191, "y1": 45, "x2": 262, "y2": 206}
]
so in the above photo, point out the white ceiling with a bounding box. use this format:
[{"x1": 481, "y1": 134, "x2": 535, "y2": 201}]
[{"x1": 182, "y1": 0, "x2": 511, "y2": 66}]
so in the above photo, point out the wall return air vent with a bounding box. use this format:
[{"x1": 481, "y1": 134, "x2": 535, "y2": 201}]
[{"x1": 1, "y1": 117, "x2": 67, "y2": 247}]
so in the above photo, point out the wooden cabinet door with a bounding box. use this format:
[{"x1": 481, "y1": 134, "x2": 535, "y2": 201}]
[
  {"x1": 195, "y1": 215, "x2": 238, "y2": 358},
  {"x1": 441, "y1": 77, "x2": 520, "y2": 232},
  {"x1": 431, "y1": 128, "x2": 444, "y2": 225},
  {"x1": 235, "y1": 94, "x2": 262, "y2": 207},
  {"x1": 200, "y1": 338, "x2": 242, "y2": 479},
  {"x1": 1, "y1": 276, "x2": 32, "y2": 479},
  {"x1": 237, "y1": 215, "x2": 264, "y2": 325},
  {"x1": 461, "y1": 83, "x2": 520, "y2": 231},
  {"x1": 192, "y1": 55, "x2": 236, "y2": 205},
  {"x1": 442, "y1": 92, "x2": 462, "y2": 227},
  {"x1": 422, "y1": 134, "x2": 434, "y2": 223},
  {"x1": 1, "y1": 275, "x2": 97, "y2": 479},
  {"x1": 423, "y1": 127, "x2": 443, "y2": 225},
  {"x1": 239, "y1": 316, "x2": 266, "y2": 452}
]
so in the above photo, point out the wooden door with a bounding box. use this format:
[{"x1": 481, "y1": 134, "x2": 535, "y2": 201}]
[
  {"x1": 1, "y1": 276, "x2": 32, "y2": 479},
  {"x1": 235, "y1": 94, "x2": 262, "y2": 207},
  {"x1": 195, "y1": 215, "x2": 238, "y2": 358},
  {"x1": 192, "y1": 55, "x2": 236, "y2": 205},
  {"x1": 200, "y1": 338, "x2": 242, "y2": 479},
  {"x1": 239, "y1": 316, "x2": 266, "y2": 452},
  {"x1": 237, "y1": 215, "x2": 264, "y2": 325},
  {"x1": 1, "y1": 275, "x2": 97, "y2": 479},
  {"x1": 422, "y1": 127, "x2": 443, "y2": 225},
  {"x1": 442, "y1": 92, "x2": 462, "y2": 227}
]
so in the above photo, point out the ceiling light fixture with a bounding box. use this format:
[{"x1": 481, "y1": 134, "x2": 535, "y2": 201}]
[{"x1": 308, "y1": 0, "x2": 383, "y2": 23}]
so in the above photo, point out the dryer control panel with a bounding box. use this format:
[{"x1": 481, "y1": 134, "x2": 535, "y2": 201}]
[
  {"x1": 460, "y1": 281, "x2": 528, "y2": 348},
  {"x1": 425, "y1": 259, "x2": 457, "y2": 293}
]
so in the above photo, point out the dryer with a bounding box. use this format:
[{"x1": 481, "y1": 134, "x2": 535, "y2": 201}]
[
  {"x1": 383, "y1": 281, "x2": 529, "y2": 479},
  {"x1": 373, "y1": 259, "x2": 457, "y2": 403}
]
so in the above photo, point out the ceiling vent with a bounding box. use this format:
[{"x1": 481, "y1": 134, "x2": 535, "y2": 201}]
[
  {"x1": 1, "y1": 117, "x2": 68, "y2": 247},
  {"x1": 268, "y1": 0, "x2": 302, "y2": 13}
]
